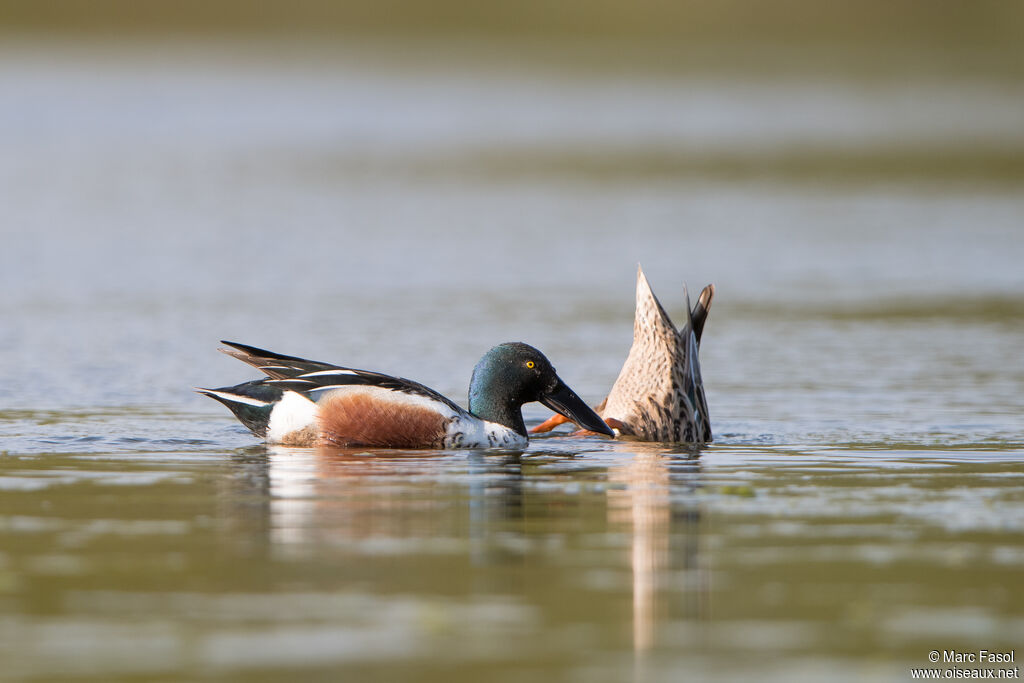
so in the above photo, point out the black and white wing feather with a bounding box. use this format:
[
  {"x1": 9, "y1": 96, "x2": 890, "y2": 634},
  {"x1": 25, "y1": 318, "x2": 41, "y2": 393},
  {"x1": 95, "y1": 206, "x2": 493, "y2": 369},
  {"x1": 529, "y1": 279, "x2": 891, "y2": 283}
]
[{"x1": 219, "y1": 340, "x2": 465, "y2": 413}]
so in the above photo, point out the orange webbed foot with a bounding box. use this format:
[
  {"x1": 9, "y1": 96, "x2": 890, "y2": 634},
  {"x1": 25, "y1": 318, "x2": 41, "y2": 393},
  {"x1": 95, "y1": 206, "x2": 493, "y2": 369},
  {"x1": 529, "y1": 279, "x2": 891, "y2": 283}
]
[
  {"x1": 533, "y1": 394, "x2": 621, "y2": 438},
  {"x1": 530, "y1": 413, "x2": 571, "y2": 434}
]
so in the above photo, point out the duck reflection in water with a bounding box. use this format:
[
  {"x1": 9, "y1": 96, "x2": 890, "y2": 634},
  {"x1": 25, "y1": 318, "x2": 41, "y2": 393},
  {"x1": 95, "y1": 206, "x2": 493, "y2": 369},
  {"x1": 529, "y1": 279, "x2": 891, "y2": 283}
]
[
  {"x1": 222, "y1": 441, "x2": 707, "y2": 658},
  {"x1": 222, "y1": 446, "x2": 527, "y2": 556},
  {"x1": 607, "y1": 446, "x2": 706, "y2": 653}
]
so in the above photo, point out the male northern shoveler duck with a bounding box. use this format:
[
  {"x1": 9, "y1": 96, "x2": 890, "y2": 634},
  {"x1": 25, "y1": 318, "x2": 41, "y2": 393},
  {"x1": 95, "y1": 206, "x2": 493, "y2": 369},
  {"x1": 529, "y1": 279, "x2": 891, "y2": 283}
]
[
  {"x1": 531, "y1": 266, "x2": 714, "y2": 443},
  {"x1": 198, "y1": 340, "x2": 613, "y2": 448}
]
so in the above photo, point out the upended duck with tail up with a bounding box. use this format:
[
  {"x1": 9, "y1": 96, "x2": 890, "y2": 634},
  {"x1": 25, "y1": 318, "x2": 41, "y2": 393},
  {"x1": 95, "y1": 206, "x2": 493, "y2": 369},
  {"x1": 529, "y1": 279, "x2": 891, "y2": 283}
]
[
  {"x1": 531, "y1": 266, "x2": 714, "y2": 443},
  {"x1": 198, "y1": 340, "x2": 613, "y2": 449}
]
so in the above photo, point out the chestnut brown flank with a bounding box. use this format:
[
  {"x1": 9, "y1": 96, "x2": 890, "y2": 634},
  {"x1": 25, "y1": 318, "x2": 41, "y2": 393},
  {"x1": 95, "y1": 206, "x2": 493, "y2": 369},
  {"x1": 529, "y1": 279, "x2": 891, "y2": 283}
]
[{"x1": 318, "y1": 391, "x2": 450, "y2": 448}]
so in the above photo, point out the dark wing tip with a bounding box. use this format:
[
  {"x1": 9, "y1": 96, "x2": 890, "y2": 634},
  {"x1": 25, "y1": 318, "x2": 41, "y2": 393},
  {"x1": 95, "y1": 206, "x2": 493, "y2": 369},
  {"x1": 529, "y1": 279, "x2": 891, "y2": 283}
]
[
  {"x1": 219, "y1": 340, "x2": 274, "y2": 357},
  {"x1": 216, "y1": 340, "x2": 330, "y2": 368},
  {"x1": 691, "y1": 284, "x2": 715, "y2": 344}
]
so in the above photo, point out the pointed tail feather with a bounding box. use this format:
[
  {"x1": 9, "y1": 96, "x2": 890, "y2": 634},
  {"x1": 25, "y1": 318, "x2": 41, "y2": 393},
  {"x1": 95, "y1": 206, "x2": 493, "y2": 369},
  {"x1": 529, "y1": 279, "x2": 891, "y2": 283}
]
[
  {"x1": 220, "y1": 340, "x2": 318, "y2": 364},
  {"x1": 635, "y1": 265, "x2": 678, "y2": 336},
  {"x1": 218, "y1": 340, "x2": 338, "y2": 378}
]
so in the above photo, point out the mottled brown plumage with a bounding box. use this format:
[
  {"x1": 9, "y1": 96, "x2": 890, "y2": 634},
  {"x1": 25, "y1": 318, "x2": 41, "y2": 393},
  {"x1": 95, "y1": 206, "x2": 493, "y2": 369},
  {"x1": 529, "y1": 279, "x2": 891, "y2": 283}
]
[
  {"x1": 601, "y1": 267, "x2": 713, "y2": 443},
  {"x1": 532, "y1": 266, "x2": 713, "y2": 443}
]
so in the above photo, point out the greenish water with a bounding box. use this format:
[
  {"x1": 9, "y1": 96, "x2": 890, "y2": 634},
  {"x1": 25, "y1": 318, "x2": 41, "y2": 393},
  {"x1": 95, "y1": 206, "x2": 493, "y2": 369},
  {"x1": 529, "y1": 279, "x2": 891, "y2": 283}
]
[
  {"x1": 2, "y1": 40, "x2": 1023, "y2": 681},
  {"x1": 2, "y1": 439, "x2": 1022, "y2": 681}
]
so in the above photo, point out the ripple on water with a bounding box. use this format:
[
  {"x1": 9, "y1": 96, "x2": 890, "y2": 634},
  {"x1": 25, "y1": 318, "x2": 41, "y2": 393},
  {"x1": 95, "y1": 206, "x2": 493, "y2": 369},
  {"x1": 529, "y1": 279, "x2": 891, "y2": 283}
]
[{"x1": 0, "y1": 592, "x2": 540, "y2": 679}]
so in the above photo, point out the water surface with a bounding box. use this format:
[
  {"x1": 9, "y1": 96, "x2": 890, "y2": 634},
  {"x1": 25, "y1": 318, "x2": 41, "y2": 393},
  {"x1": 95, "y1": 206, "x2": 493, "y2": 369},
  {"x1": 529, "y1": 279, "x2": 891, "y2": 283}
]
[{"x1": 1, "y1": 41, "x2": 1022, "y2": 681}]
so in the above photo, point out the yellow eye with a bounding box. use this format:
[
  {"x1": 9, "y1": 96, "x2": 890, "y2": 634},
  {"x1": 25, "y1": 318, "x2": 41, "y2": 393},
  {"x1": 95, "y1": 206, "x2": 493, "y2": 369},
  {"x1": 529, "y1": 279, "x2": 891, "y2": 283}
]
[{"x1": 525, "y1": 360, "x2": 535, "y2": 369}]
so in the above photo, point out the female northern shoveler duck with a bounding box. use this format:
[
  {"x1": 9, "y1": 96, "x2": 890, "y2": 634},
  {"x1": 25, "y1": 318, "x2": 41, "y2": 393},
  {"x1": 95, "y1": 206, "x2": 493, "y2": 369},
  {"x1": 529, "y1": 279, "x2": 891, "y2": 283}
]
[
  {"x1": 531, "y1": 266, "x2": 714, "y2": 443},
  {"x1": 198, "y1": 340, "x2": 613, "y2": 448}
]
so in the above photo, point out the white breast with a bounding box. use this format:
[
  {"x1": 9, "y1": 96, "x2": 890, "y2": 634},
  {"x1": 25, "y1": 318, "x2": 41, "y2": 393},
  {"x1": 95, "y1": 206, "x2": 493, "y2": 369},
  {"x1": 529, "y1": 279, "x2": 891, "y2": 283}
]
[
  {"x1": 445, "y1": 416, "x2": 528, "y2": 449},
  {"x1": 266, "y1": 391, "x2": 319, "y2": 443}
]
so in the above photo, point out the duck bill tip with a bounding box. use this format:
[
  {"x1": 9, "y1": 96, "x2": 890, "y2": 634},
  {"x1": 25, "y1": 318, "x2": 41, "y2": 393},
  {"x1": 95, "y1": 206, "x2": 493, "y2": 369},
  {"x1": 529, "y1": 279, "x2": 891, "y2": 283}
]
[{"x1": 539, "y1": 379, "x2": 615, "y2": 437}]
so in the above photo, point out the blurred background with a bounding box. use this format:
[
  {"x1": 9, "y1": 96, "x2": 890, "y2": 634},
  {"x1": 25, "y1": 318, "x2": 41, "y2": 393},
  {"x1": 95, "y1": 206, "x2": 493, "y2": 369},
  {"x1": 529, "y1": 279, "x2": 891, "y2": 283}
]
[
  {"x1": 2, "y1": 0, "x2": 1022, "y2": 408},
  {"x1": 1, "y1": 3, "x2": 1023, "y2": 681}
]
